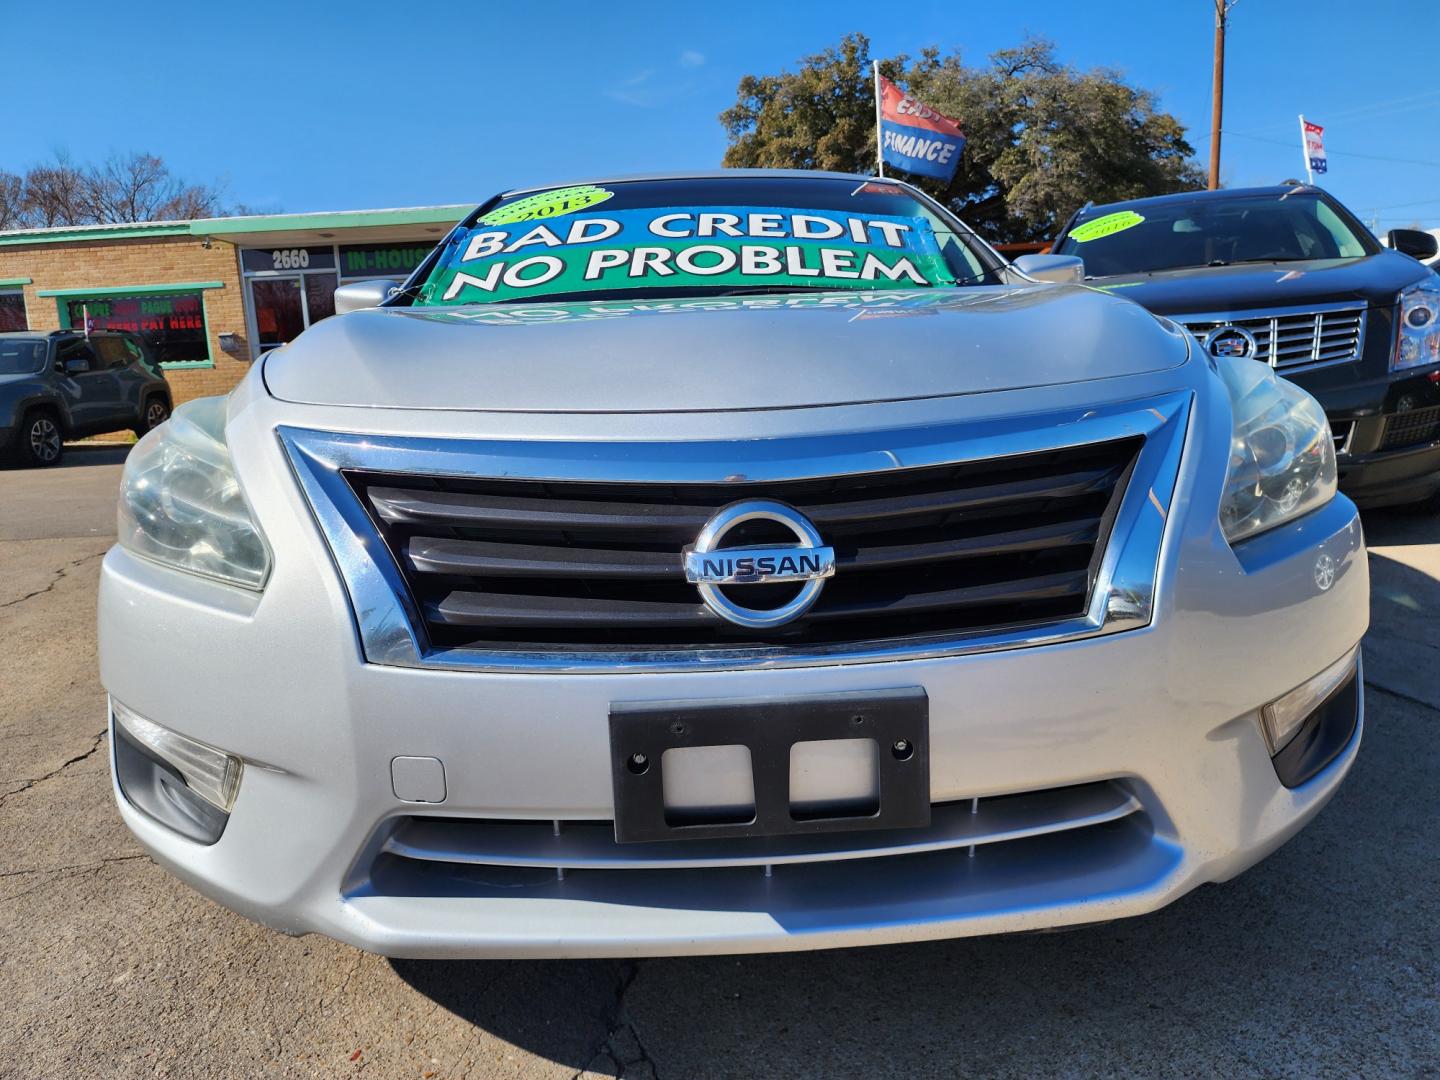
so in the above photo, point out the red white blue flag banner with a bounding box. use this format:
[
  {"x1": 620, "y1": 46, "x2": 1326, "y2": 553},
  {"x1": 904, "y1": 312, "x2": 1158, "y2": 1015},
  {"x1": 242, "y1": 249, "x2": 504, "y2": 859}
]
[
  {"x1": 874, "y1": 71, "x2": 965, "y2": 182},
  {"x1": 1302, "y1": 117, "x2": 1327, "y2": 176}
]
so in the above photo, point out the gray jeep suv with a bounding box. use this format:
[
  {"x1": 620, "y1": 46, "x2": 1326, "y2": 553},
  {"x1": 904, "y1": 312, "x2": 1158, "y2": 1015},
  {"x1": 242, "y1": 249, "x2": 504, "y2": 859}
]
[{"x1": 0, "y1": 330, "x2": 172, "y2": 466}]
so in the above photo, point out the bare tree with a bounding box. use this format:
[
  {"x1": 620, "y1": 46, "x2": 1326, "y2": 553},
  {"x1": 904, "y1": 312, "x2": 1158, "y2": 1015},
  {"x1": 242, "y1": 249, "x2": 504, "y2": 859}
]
[
  {"x1": 21, "y1": 155, "x2": 93, "y2": 226},
  {"x1": 0, "y1": 172, "x2": 25, "y2": 230},
  {"x1": 1, "y1": 151, "x2": 238, "y2": 229},
  {"x1": 87, "y1": 151, "x2": 223, "y2": 223}
]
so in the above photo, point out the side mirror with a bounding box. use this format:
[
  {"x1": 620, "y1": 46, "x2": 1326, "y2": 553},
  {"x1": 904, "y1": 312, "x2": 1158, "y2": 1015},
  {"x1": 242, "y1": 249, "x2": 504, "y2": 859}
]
[
  {"x1": 63, "y1": 356, "x2": 91, "y2": 375},
  {"x1": 1386, "y1": 229, "x2": 1439, "y2": 261},
  {"x1": 1011, "y1": 253, "x2": 1085, "y2": 284},
  {"x1": 334, "y1": 279, "x2": 399, "y2": 314}
]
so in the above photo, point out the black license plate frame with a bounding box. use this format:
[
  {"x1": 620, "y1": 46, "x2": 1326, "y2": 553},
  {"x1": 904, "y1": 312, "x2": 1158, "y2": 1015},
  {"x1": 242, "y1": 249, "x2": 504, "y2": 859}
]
[{"x1": 608, "y1": 688, "x2": 929, "y2": 843}]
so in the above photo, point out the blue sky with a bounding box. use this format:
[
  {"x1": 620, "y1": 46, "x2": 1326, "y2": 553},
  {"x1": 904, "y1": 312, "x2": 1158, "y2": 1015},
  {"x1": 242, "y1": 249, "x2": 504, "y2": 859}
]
[{"x1": 5, "y1": 0, "x2": 1438, "y2": 230}]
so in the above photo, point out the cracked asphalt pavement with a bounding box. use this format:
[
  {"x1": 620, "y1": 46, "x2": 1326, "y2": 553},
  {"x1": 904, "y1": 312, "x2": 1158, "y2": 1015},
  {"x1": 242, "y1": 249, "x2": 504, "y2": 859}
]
[{"x1": 2, "y1": 445, "x2": 1438, "y2": 1078}]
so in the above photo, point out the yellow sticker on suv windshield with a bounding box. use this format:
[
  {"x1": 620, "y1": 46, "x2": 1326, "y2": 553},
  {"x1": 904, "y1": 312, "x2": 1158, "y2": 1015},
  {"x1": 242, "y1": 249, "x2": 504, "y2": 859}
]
[
  {"x1": 1069, "y1": 210, "x2": 1145, "y2": 243},
  {"x1": 480, "y1": 185, "x2": 615, "y2": 225}
]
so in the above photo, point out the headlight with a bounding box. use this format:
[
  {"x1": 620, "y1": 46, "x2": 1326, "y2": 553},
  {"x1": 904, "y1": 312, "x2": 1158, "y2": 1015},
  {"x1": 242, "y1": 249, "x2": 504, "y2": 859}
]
[
  {"x1": 117, "y1": 396, "x2": 271, "y2": 589},
  {"x1": 1218, "y1": 359, "x2": 1337, "y2": 543},
  {"x1": 1393, "y1": 277, "x2": 1440, "y2": 371}
]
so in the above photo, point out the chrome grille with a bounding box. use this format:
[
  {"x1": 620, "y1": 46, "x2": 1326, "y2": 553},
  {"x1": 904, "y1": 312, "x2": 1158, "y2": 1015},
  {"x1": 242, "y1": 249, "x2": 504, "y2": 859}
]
[
  {"x1": 1181, "y1": 304, "x2": 1366, "y2": 372},
  {"x1": 279, "y1": 394, "x2": 1188, "y2": 672},
  {"x1": 345, "y1": 438, "x2": 1141, "y2": 657}
]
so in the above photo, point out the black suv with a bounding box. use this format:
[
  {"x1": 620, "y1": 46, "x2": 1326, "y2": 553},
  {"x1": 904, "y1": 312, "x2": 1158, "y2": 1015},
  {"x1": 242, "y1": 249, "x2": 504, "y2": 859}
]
[
  {"x1": 1052, "y1": 185, "x2": 1440, "y2": 509},
  {"x1": 0, "y1": 330, "x2": 172, "y2": 467}
]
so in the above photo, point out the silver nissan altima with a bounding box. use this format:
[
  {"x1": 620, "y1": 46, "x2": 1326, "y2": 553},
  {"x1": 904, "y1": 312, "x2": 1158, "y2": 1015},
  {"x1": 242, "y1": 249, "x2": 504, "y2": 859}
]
[{"x1": 100, "y1": 171, "x2": 1367, "y2": 958}]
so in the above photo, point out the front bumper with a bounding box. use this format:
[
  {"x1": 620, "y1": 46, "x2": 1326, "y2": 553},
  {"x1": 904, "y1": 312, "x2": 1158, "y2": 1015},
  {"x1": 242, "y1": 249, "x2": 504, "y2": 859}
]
[
  {"x1": 99, "y1": 487, "x2": 1368, "y2": 958},
  {"x1": 1337, "y1": 437, "x2": 1440, "y2": 507},
  {"x1": 1310, "y1": 366, "x2": 1440, "y2": 508}
]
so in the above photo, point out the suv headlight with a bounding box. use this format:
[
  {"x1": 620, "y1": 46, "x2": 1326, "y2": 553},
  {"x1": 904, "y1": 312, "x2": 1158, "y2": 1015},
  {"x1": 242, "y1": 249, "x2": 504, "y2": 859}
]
[
  {"x1": 1393, "y1": 277, "x2": 1440, "y2": 371},
  {"x1": 118, "y1": 396, "x2": 271, "y2": 589},
  {"x1": 1218, "y1": 359, "x2": 1338, "y2": 543}
]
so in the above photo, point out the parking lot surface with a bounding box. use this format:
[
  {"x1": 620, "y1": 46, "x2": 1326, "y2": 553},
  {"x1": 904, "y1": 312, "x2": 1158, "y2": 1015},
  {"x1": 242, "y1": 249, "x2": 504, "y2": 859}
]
[{"x1": 2, "y1": 447, "x2": 1438, "y2": 1078}]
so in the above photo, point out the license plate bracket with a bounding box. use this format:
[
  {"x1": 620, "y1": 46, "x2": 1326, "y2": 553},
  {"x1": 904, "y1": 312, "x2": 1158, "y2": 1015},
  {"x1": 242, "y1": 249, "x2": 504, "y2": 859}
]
[{"x1": 609, "y1": 688, "x2": 929, "y2": 843}]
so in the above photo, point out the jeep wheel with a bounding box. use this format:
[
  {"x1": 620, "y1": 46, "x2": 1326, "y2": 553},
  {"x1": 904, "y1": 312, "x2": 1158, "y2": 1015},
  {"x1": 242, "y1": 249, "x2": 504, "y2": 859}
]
[
  {"x1": 135, "y1": 398, "x2": 170, "y2": 436},
  {"x1": 17, "y1": 411, "x2": 63, "y2": 467}
]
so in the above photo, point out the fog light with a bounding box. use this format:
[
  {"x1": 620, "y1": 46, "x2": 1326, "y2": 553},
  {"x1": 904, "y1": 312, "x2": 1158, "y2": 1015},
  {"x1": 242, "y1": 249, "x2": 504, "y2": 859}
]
[
  {"x1": 1260, "y1": 646, "x2": 1359, "y2": 754},
  {"x1": 112, "y1": 699, "x2": 242, "y2": 844}
]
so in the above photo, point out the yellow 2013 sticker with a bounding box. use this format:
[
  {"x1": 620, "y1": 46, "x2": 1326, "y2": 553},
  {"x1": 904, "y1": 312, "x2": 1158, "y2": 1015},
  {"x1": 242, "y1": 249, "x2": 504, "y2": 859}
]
[
  {"x1": 1069, "y1": 210, "x2": 1145, "y2": 243},
  {"x1": 480, "y1": 185, "x2": 615, "y2": 225}
]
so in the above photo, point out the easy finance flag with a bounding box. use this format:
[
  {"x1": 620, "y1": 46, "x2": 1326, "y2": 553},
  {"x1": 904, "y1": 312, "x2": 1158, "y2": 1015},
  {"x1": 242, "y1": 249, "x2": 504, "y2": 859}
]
[{"x1": 876, "y1": 73, "x2": 965, "y2": 182}]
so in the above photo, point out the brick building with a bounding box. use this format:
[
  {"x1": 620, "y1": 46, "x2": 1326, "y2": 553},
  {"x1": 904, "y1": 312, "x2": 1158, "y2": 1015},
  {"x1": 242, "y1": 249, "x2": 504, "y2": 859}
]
[{"x1": 0, "y1": 205, "x2": 469, "y2": 407}]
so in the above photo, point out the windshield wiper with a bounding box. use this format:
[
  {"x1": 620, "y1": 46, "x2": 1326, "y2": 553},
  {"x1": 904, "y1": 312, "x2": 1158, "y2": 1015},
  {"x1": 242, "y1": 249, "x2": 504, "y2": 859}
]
[{"x1": 1205, "y1": 256, "x2": 1312, "y2": 267}]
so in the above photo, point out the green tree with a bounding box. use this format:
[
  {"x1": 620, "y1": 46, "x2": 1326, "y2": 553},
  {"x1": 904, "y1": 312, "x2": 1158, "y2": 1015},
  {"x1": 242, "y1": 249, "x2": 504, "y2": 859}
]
[{"x1": 721, "y1": 34, "x2": 1204, "y2": 243}]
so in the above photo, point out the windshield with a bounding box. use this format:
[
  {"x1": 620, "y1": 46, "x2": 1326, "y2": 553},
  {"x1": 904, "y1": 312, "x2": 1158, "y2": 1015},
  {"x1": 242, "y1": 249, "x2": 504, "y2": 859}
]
[
  {"x1": 411, "y1": 176, "x2": 997, "y2": 307},
  {"x1": 1056, "y1": 191, "x2": 1375, "y2": 277},
  {"x1": 0, "y1": 339, "x2": 46, "y2": 376}
]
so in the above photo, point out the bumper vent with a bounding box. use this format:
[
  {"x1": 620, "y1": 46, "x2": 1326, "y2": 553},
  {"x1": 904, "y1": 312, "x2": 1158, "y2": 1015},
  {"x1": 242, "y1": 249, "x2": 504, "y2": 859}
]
[
  {"x1": 1379, "y1": 406, "x2": 1440, "y2": 451},
  {"x1": 345, "y1": 437, "x2": 1140, "y2": 657},
  {"x1": 365, "y1": 781, "x2": 1148, "y2": 898},
  {"x1": 1180, "y1": 305, "x2": 1365, "y2": 373}
]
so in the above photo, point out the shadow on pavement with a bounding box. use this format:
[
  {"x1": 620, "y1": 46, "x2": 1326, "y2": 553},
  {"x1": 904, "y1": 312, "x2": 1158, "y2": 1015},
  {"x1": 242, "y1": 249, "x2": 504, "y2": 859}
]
[
  {"x1": 0, "y1": 443, "x2": 132, "y2": 472},
  {"x1": 59, "y1": 443, "x2": 132, "y2": 468},
  {"x1": 1360, "y1": 504, "x2": 1440, "y2": 549}
]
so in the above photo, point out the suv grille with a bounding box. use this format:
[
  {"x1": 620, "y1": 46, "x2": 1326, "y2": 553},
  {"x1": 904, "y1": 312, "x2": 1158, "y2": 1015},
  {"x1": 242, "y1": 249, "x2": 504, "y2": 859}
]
[
  {"x1": 345, "y1": 437, "x2": 1140, "y2": 657},
  {"x1": 1180, "y1": 306, "x2": 1365, "y2": 372}
]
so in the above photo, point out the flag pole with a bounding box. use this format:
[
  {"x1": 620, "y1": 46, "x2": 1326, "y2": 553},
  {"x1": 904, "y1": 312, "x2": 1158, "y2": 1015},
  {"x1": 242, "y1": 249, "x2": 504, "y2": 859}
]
[
  {"x1": 872, "y1": 60, "x2": 885, "y2": 178},
  {"x1": 1298, "y1": 114, "x2": 1314, "y2": 186}
]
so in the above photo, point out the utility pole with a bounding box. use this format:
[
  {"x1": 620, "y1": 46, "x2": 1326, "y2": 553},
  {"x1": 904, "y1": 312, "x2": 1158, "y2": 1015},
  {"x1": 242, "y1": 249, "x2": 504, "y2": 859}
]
[{"x1": 1208, "y1": 0, "x2": 1237, "y2": 190}]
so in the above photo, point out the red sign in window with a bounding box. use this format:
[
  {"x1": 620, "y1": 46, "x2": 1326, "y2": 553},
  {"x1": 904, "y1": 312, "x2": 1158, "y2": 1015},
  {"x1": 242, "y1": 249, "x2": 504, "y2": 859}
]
[{"x1": 66, "y1": 293, "x2": 207, "y2": 364}]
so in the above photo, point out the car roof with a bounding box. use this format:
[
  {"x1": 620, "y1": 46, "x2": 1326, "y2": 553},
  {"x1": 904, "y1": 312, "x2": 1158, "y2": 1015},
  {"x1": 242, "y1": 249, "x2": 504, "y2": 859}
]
[
  {"x1": 1074, "y1": 184, "x2": 1324, "y2": 217},
  {"x1": 0, "y1": 329, "x2": 130, "y2": 339},
  {"x1": 497, "y1": 169, "x2": 885, "y2": 200}
]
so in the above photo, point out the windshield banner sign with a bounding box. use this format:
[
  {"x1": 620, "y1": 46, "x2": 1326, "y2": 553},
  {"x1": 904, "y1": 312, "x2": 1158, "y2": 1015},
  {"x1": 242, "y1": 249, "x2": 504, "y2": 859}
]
[{"x1": 419, "y1": 206, "x2": 955, "y2": 306}]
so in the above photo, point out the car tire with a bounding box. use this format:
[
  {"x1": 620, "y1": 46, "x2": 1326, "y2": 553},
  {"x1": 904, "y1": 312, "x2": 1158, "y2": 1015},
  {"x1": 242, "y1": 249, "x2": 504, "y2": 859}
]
[
  {"x1": 15, "y1": 410, "x2": 64, "y2": 468},
  {"x1": 134, "y1": 397, "x2": 170, "y2": 437}
]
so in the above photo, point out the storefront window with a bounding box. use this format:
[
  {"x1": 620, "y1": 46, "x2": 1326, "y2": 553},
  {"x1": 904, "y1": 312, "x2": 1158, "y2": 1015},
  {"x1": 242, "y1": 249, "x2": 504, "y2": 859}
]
[
  {"x1": 305, "y1": 274, "x2": 336, "y2": 323},
  {"x1": 250, "y1": 278, "x2": 305, "y2": 352},
  {"x1": 63, "y1": 292, "x2": 207, "y2": 365},
  {"x1": 0, "y1": 291, "x2": 25, "y2": 331}
]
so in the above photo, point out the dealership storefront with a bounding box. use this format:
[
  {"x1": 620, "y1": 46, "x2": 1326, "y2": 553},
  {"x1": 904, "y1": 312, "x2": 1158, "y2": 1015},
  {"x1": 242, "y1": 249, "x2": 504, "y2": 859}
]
[
  {"x1": 0, "y1": 205, "x2": 468, "y2": 406},
  {"x1": 237, "y1": 238, "x2": 437, "y2": 353}
]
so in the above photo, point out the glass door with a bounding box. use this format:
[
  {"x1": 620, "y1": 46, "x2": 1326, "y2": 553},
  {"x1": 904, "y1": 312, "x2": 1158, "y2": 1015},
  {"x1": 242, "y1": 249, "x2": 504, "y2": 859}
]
[{"x1": 250, "y1": 277, "x2": 305, "y2": 352}]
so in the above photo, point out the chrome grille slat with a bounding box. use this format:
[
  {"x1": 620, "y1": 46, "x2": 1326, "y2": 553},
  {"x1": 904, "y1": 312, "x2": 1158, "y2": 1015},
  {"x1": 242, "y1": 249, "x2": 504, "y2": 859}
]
[
  {"x1": 1180, "y1": 304, "x2": 1366, "y2": 373},
  {"x1": 407, "y1": 519, "x2": 1101, "y2": 581},
  {"x1": 381, "y1": 781, "x2": 1142, "y2": 871}
]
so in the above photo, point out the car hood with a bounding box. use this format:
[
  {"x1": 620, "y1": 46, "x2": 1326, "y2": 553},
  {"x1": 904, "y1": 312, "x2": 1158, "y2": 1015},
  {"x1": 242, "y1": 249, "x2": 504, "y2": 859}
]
[
  {"x1": 1085, "y1": 250, "x2": 1427, "y2": 317},
  {"x1": 263, "y1": 286, "x2": 1190, "y2": 414}
]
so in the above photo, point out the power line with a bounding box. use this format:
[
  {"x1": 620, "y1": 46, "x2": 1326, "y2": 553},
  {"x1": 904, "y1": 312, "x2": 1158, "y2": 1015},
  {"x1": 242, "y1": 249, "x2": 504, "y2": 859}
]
[
  {"x1": 1223, "y1": 89, "x2": 1440, "y2": 136},
  {"x1": 1220, "y1": 130, "x2": 1440, "y2": 169},
  {"x1": 1367, "y1": 196, "x2": 1440, "y2": 212},
  {"x1": 1198, "y1": 90, "x2": 1440, "y2": 144},
  {"x1": 1290, "y1": 88, "x2": 1440, "y2": 126}
]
